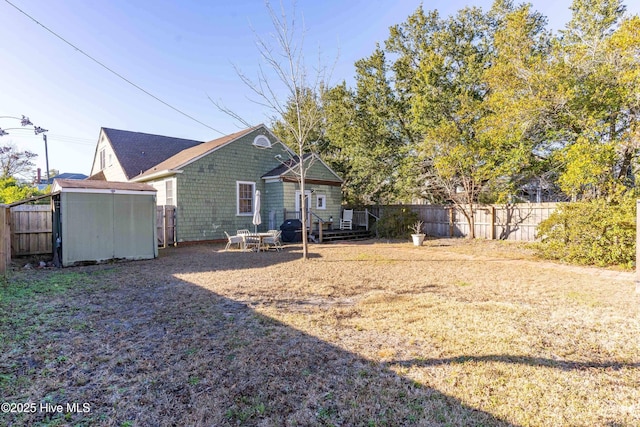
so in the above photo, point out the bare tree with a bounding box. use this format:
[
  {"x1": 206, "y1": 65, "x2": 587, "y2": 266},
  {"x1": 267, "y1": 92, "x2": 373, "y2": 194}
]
[
  {"x1": 213, "y1": 1, "x2": 332, "y2": 260},
  {"x1": 0, "y1": 144, "x2": 38, "y2": 179}
]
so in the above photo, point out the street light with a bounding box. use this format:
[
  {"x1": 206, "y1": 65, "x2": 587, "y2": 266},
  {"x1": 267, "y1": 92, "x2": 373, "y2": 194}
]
[{"x1": 0, "y1": 115, "x2": 50, "y2": 183}]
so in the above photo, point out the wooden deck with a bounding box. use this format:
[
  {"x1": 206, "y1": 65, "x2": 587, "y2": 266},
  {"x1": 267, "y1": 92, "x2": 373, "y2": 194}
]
[{"x1": 310, "y1": 227, "x2": 372, "y2": 243}]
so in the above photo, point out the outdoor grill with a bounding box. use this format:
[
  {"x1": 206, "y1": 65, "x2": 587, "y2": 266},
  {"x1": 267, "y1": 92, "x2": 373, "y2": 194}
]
[{"x1": 280, "y1": 219, "x2": 302, "y2": 242}]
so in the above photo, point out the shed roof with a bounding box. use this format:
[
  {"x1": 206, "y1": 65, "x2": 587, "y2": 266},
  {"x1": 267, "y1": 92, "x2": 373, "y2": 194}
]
[
  {"x1": 102, "y1": 128, "x2": 203, "y2": 179},
  {"x1": 52, "y1": 179, "x2": 156, "y2": 193}
]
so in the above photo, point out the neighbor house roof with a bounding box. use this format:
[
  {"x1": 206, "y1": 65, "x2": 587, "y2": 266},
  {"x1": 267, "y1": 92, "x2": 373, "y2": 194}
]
[
  {"x1": 102, "y1": 128, "x2": 203, "y2": 180},
  {"x1": 133, "y1": 125, "x2": 265, "y2": 181},
  {"x1": 38, "y1": 172, "x2": 88, "y2": 185}
]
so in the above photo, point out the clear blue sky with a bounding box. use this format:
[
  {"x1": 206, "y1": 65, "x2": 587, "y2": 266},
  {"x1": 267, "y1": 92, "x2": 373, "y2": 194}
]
[{"x1": 1, "y1": 0, "x2": 638, "y2": 178}]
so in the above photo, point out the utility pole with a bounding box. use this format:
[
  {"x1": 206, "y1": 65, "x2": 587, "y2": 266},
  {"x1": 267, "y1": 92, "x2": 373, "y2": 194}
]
[
  {"x1": 0, "y1": 116, "x2": 50, "y2": 183},
  {"x1": 43, "y1": 133, "x2": 50, "y2": 183}
]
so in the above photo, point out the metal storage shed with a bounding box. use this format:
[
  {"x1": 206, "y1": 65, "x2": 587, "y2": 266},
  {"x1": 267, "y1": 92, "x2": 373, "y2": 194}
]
[{"x1": 51, "y1": 179, "x2": 158, "y2": 267}]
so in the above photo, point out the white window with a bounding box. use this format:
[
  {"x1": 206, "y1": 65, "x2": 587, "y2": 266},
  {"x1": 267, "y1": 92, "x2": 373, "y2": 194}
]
[
  {"x1": 237, "y1": 181, "x2": 255, "y2": 215},
  {"x1": 99, "y1": 149, "x2": 106, "y2": 170},
  {"x1": 316, "y1": 194, "x2": 326, "y2": 210},
  {"x1": 166, "y1": 180, "x2": 174, "y2": 206},
  {"x1": 253, "y1": 135, "x2": 271, "y2": 148}
]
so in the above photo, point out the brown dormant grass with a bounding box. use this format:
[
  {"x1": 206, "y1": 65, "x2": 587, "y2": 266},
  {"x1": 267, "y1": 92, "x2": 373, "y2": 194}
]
[{"x1": 1, "y1": 238, "x2": 638, "y2": 426}]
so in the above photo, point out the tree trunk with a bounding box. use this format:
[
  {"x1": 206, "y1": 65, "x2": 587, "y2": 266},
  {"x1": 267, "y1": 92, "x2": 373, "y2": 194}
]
[
  {"x1": 467, "y1": 201, "x2": 476, "y2": 239},
  {"x1": 299, "y1": 154, "x2": 309, "y2": 260}
]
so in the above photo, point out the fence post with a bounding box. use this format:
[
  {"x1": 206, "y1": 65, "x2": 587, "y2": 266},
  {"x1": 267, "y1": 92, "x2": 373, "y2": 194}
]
[
  {"x1": 449, "y1": 208, "x2": 454, "y2": 237},
  {"x1": 163, "y1": 206, "x2": 168, "y2": 249},
  {"x1": 0, "y1": 206, "x2": 9, "y2": 275},
  {"x1": 636, "y1": 200, "x2": 640, "y2": 293},
  {"x1": 490, "y1": 206, "x2": 496, "y2": 240}
]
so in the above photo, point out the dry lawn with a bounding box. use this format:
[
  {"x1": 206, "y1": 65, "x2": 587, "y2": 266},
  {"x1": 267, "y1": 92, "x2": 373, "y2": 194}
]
[{"x1": 1, "y1": 238, "x2": 638, "y2": 426}]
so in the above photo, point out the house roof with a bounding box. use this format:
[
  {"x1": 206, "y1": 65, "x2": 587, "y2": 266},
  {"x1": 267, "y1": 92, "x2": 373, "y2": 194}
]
[
  {"x1": 262, "y1": 153, "x2": 343, "y2": 183},
  {"x1": 86, "y1": 170, "x2": 106, "y2": 181},
  {"x1": 52, "y1": 178, "x2": 156, "y2": 193},
  {"x1": 262, "y1": 153, "x2": 311, "y2": 178},
  {"x1": 134, "y1": 125, "x2": 264, "y2": 180},
  {"x1": 103, "y1": 128, "x2": 203, "y2": 180},
  {"x1": 38, "y1": 172, "x2": 88, "y2": 185},
  {"x1": 56, "y1": 172, "x2": 88, "y2": 180}
]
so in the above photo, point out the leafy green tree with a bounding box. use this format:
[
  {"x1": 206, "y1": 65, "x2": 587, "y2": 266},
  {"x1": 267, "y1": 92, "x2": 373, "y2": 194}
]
[
  {"x1": 0, "y1": 177, "x2": 43, "y2": 204},
  {"x1": 323, "y1": 47, "x2": 418, "y2": 205},
  {"x1": 552, "y1": 0, "x2": 639, "y2": 199},
  {"x1": 481, "y1": 2, "x2": 555, "y2": 201},
  {"x1": 271, "y1": 87, "x2": 327, "y2": 154},
  {"x1": 387, "y1": 6, "x2": 499, "y2": 237}
]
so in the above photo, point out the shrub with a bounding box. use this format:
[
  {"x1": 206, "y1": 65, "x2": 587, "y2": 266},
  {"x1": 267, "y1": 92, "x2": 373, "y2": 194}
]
[
  {"x1": 534, "y1": 194, "x2": 636, "y2": 268},
  {"x1": 374, "y1": 207, "x2": 419, "y2": 238},
  {"x1": 0, "y1": 177, "x2": 44, "y2": 204}
]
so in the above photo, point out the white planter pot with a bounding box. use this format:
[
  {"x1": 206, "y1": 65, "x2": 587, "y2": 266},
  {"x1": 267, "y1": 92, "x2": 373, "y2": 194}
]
[{"x1": 411, "y1": 234, "x2": 425, "y2": 246}]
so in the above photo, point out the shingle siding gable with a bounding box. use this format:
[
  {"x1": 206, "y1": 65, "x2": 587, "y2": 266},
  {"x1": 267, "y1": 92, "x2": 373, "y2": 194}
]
[
  {"x1": 175, "y1": 129, "x2": 291, "y2": 242},
  {"x1": 90, "y1": 130, "x2": 128, "y2": 181}
]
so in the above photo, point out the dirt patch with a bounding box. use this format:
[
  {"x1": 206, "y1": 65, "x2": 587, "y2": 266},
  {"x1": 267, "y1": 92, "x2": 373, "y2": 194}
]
[{"x1": 1, "y1": 239, "x2": 638, "y2": 426}]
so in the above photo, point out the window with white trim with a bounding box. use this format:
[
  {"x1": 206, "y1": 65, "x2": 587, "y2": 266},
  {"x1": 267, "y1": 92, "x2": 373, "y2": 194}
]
[
  {"x1": 237, "y1": 181, "x2": 255, "y2": 215},
  {"x1": 166, "y1": 180, "x2": 174, "y2": 205},
  {"x1": 99, "y1": 149, "x2": 106, "y2": 170},
  {"x1": 316, "y1": 194, "x2": 326, "y2": 210}
]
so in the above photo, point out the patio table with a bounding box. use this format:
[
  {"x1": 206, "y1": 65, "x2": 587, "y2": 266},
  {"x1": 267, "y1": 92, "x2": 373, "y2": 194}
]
[{"x1": 242, "y1": 232, "x2": 273, "y2": 252}]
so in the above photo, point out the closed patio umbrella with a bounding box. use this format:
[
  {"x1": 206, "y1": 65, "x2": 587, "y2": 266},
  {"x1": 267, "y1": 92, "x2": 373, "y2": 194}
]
[{"x1": 252, "y1": 190, "x2": 261, "y2": 232}]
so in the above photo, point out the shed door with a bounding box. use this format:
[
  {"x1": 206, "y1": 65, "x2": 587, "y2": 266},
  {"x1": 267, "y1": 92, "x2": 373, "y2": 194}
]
[
  {"x1": 62, "y1": 193, "x2": 114, "y2": 266},
  {"x1": 113, "y1": 194, "x2": 156, "y2": 259}
]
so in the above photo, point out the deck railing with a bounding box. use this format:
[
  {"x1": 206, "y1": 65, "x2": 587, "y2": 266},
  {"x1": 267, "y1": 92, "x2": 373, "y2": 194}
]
[{"x1": 284, "y1": 209, "x2": 370, "y2": 231}]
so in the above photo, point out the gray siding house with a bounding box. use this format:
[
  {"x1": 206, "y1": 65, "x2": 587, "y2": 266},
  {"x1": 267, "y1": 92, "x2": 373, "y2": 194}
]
[{"x1": 89, "y1": 124, "x2": 343, "y2": 243}]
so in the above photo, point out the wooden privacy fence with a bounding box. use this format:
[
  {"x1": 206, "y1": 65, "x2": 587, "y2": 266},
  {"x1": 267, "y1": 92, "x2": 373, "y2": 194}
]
[
  {"x1": 11, "y1": 204, "x2": 52, "y2": 256},
  {"x1": 370, "y1": 203, "x2": 560, "y2": 241},
  {"x1": 157, "y1": 205, "x2": 176, "y2": 247}
]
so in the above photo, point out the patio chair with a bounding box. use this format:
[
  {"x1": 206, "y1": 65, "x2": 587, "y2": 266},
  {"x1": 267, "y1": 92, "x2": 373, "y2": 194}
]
[
  {"x1": 340, "y1": 209, "x2": 353, "y2": 230},
  {"x1": 237, "y1": 229, "x2": 259, "y2": 251},
  {"x1": 224, "y1": 231, "x2": 244, "y2": 251},
  {"x1": 262, "y1": 230, "x2": 283, "y2": 251}
]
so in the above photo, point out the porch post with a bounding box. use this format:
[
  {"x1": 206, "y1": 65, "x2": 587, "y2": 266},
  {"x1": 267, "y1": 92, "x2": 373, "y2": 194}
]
[{"x1": 365, "y1": 208, "x2": 369, "y2": 231}]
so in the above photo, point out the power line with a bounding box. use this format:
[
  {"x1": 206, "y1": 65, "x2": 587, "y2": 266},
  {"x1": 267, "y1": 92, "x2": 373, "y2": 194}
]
[
  {"x1": 47, "y1": 135, "x2": 95, "y2": 146},
  {"x1": 4, "y1": 0, "x2": 224, "y2": 136},
  {"x1": 0, "y1": 128, "x2": 94, "y2": 145}
]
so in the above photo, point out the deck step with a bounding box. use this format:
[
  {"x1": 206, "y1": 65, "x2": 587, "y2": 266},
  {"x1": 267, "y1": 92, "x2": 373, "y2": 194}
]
[{"x1": 311, "y1": 228, "x2": 372, "y2": 243}]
